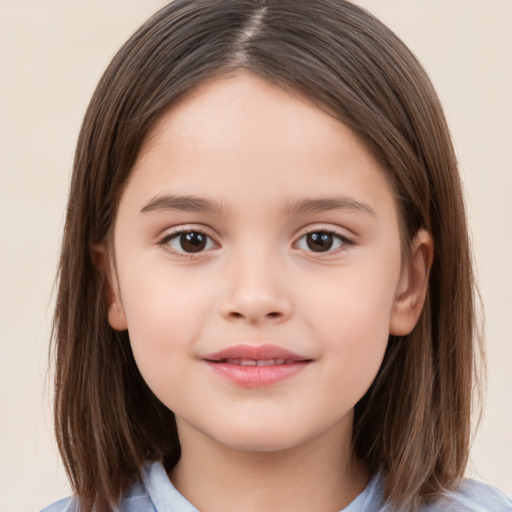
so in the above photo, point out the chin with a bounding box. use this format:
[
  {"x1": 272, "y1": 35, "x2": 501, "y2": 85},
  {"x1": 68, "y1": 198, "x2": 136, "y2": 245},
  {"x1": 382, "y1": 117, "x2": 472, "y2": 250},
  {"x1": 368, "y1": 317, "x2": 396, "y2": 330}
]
[
  {"x1": 208, "y1": 423, "x2": 320, "y2": 454},
  {"x1": 225, "y1": 437, "x2": 297, "y2": 453}
]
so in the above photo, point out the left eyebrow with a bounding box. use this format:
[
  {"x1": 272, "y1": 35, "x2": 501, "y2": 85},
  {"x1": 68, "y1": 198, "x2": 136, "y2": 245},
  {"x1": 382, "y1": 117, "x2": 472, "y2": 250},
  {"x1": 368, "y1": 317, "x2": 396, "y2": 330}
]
[
  {"x1": 140, "y1": 194, "x2": 227, "y2": 215},
  {"x1": 284, "y1": 196, "x2": 376, "y2": 217}
]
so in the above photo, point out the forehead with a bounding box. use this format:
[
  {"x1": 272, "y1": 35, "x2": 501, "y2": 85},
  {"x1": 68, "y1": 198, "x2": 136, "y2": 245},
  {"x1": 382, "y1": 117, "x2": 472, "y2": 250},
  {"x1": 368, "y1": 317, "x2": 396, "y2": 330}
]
[
  {"x1": 124, "y1": 72, "x2": 396, "y2": 219},
  {"x1": 139, "y1": 73, "x2": 352, "y2": 165}
]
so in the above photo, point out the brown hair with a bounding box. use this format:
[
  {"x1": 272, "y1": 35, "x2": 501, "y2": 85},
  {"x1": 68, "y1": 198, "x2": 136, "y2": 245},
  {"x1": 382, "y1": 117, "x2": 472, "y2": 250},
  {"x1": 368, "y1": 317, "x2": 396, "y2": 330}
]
[{"x1": 52, "y1": 1, "x2": 481, "y2": 510}]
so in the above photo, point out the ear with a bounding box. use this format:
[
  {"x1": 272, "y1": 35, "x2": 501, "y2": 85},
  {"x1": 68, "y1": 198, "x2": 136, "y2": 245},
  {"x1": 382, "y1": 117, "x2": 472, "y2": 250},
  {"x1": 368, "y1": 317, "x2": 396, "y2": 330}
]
[
  {"x1": 91, "y1": 244, "x2": 128, "y2": 331},
  {"x1": 389, "y1": 229, "x2": 433, "y2": 336}
]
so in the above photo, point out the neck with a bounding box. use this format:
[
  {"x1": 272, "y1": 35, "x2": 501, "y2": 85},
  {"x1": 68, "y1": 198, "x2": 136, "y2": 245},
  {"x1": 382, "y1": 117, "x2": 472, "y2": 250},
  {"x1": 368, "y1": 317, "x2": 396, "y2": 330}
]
[{"x1": 169, "y1": 418, "x2": 370, "y2": 512}]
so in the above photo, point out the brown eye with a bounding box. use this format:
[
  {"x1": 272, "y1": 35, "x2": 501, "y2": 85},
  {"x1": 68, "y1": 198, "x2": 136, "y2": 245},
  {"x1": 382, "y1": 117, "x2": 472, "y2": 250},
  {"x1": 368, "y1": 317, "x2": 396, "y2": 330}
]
[
  {"x1": 180, "y1": 232, "x2": 207, "y2": 252},
  {"x1": 294, "y1": 230, "x2": 350, "y2": 254},
  {"x1": 306, "y1": 232, "x2": 334, "y2": 252},
  {"x1": 164, "y1": 230, "x2": 216, "y2": 254}
]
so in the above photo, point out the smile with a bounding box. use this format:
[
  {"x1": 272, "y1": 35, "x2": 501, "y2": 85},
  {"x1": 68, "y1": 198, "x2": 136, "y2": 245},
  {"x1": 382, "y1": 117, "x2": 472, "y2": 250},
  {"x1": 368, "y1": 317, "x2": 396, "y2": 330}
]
[
  {"x1": 203, "y1": 344, "x2": 312, "y2": 388},
  {"x1": 222, "y1": 358, "x2": 300, "y2": 366}
]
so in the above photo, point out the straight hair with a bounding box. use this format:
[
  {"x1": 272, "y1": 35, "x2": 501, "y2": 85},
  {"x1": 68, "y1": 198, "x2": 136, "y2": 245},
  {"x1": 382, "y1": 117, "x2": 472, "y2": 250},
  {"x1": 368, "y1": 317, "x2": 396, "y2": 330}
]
[{"x1": 52, "y1": 1, "x2": 481, "y2": 510}]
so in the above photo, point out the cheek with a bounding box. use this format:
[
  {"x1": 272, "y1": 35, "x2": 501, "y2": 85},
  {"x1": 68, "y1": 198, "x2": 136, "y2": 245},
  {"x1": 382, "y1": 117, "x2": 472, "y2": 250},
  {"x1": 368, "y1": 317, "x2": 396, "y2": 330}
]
[
  {"x1": 311, "y1": 287, "x2": 391, "y2": 363},
  {"x1": 119, "y1": 265, "x2": 212, "y2": 385},
  {"x1": 306, "y1": 254, "x2": 399, "y2": 332},
  {"x1": 303, "y1": 253, "x2": 400, "y2": 386}
]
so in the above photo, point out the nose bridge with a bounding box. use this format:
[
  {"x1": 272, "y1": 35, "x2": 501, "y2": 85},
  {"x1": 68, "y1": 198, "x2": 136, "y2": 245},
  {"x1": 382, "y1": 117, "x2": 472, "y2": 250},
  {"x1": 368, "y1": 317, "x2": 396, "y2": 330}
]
[{"x1": 221, "y1": 237, "x2": 291, "y2": 323}]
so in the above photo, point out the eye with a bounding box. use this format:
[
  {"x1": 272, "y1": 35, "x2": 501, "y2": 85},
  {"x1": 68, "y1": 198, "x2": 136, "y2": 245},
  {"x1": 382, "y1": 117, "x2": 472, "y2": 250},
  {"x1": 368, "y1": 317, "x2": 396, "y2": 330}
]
[
  {"x1": 161, "y1": 230, "x2": 217, "y2": 254},
  {"x1": 294, "y1": 230, "x2": 351, "y2": 253}
]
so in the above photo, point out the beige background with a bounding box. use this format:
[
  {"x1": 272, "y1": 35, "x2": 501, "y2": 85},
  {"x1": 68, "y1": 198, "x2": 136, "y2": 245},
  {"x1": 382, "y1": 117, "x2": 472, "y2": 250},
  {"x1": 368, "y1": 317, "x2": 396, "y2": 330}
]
[{"x1": 0, "y1": 1, "x2": 510, "y2": 510}]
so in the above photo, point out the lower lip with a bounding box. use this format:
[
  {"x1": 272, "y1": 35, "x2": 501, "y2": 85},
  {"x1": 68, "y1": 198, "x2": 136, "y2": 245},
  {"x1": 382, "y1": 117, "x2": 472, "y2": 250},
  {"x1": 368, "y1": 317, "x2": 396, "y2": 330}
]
[{"x1": 205, "y1": 361, "x2": 309, "y2": 388}]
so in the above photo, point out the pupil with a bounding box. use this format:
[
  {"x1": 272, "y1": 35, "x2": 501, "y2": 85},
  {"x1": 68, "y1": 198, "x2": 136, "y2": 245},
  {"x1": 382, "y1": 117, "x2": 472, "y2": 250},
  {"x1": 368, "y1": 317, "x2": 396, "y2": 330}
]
[
  {"x1": 306, "y1": 232, "x2": 333, "y2": 252},
  {"x1": 181, "y1": 232, "x2": 207, "y2": 253}
]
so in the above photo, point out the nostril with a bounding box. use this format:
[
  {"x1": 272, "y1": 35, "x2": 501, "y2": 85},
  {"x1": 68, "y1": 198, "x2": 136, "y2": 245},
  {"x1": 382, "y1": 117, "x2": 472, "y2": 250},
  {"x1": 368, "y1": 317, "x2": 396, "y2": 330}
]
[{"x1": 227, "y1": 311, "x2": 282, "y2": 320}]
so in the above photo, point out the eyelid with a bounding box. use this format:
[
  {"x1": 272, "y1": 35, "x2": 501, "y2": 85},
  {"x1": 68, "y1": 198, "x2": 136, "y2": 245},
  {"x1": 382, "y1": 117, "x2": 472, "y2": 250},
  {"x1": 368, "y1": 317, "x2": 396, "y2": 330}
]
[
  {"x1": 292, "y1": 224, "x2": 356, "y2": 255},
  {"x1": 157, "y1": 225, "x2": 220, "y2": 257}
]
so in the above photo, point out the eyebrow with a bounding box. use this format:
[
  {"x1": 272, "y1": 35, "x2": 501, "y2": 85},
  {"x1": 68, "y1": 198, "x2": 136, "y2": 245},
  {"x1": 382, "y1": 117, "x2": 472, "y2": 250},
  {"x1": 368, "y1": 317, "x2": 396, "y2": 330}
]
[
  {"x1": 140, "y1": 193, "x2": 376, "y2": 217},
  {"x1": 140, "y1": 194, "x2": 227, "y2": 215},
  {"x1": 285, "y1": 196, "x2": 376, "y2": 217}
]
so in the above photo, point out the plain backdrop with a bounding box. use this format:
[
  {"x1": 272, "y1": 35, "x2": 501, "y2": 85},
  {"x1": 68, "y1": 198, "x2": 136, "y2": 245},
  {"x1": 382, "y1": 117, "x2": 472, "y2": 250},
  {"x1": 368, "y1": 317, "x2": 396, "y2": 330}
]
[{"x1": 0, "y1": 1, "x2": 511, "y2": 511}]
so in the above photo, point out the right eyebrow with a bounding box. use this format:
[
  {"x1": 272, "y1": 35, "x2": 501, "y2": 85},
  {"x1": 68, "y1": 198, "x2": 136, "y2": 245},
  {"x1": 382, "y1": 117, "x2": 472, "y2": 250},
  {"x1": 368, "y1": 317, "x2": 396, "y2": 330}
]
[{"x1": 140, "y1": 194, "x2": 227, "y2": 215}]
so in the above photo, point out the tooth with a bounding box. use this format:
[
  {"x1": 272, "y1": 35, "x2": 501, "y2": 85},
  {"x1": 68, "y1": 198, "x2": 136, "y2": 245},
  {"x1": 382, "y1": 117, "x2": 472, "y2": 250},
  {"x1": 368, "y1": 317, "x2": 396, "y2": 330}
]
[
  {"x1": 222, "y1": 358, "x2": 296, "y2": 366},
  {"x1": 256, "y1": 359, "x2": 274, "y2": 366},
  {"x1": 240, "y1": 359, "x2": 257, "y2": 366}
]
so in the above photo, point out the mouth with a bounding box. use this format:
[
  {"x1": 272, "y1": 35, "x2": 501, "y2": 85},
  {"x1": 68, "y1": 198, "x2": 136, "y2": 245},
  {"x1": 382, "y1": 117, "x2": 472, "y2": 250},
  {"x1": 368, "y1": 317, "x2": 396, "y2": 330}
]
[
  {"x1": 216, "y1": 358, "x2": 304, "y2": 366},
  {"x1": 203, "y1": 344, "x2": 312, "y2": 388}
]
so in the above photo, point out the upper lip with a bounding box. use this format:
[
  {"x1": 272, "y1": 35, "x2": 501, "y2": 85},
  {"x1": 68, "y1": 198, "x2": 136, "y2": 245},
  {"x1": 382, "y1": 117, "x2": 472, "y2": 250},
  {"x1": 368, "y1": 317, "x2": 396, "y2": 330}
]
[{"x1": 204, "y1": 344, "x2": 310, "y2": 362}]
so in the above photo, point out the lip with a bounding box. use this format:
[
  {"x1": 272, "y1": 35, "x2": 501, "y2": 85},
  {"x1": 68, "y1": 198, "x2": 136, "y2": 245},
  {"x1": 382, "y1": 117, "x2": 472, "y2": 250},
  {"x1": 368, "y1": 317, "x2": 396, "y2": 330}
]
[{"x1": 203, "y1": 344, "x2": 312, "y2": 388}]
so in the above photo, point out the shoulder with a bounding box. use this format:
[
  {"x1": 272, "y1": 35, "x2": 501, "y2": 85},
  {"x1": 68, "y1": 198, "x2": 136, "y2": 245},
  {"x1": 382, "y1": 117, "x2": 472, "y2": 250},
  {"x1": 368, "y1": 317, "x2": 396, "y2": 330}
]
[
  {"x1": 38, "y1": 460, "x2": 189, "y2": 512},
  {"x1": 356, "y1": 472, "x2": 511, "y2": 512},
  {"x1": 39, "y1": 497, "x2": 79, "y2": 512},
  {"x1": 39, "y1": 477, "x2": 154, "y2": 512},
  {"x1": 426, "y1": 478, "x2": 512, "y2": 512}
]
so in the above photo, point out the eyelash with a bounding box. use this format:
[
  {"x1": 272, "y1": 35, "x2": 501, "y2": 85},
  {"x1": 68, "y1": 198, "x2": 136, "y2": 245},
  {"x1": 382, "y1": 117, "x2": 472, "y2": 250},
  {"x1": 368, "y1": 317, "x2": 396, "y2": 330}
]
[
  {"x1": 157, "y1": 227, "x2": 355, "y2": 258},
  {"x1": 157, "y1": 228, "x2": 219, "y2": 258},
  {"x1": 294, "y1": 229, "x2": 354, "y2": 256}
]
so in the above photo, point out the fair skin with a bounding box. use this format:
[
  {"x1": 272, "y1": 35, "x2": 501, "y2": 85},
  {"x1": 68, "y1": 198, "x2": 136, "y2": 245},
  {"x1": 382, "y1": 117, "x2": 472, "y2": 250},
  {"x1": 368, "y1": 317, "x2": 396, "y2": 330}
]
[{"x1": 102, "y1": 73, "x2": 432, "y2": 512}]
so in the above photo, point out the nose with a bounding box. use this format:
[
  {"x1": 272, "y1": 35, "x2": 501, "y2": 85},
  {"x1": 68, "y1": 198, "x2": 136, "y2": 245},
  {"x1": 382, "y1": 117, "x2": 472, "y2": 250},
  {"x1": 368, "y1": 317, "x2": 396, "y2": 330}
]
[{"x1": 220, "y1": 251, "x2": 292, "y2": 325}]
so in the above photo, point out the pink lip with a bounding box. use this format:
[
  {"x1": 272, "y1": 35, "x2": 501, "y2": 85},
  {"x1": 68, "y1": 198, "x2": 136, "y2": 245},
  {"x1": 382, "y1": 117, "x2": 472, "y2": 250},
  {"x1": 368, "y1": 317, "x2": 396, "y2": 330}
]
[{"x1": 203, "y1": 344, "x2": 311, "y2": 388}]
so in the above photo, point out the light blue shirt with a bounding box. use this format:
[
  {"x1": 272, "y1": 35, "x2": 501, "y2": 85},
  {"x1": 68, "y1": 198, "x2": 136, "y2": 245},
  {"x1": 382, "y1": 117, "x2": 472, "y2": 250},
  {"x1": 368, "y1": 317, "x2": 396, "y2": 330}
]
[{"x1": 41, "y1": 460, "x2": 512, "y2": 511}]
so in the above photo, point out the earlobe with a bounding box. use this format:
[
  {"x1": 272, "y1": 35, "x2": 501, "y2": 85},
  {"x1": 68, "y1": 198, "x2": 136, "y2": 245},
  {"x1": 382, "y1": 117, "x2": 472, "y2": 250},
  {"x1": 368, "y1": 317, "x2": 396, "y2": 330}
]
[
  {"x1": 389, "y1": 229, "x2": 433, "y2": 336},
  {"x1": 107, "y1": 298, "x2": 128, "y2": 331},
  {"x1": 91, "y1": 244, "x2": 128, "y2": 331}
]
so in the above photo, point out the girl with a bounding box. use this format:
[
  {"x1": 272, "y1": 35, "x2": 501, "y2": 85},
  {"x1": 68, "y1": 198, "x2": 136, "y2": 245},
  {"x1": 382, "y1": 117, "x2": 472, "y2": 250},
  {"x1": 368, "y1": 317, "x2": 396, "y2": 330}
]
[{"x1": 43, "y1": 1, "x2": 512, "y2": 511}]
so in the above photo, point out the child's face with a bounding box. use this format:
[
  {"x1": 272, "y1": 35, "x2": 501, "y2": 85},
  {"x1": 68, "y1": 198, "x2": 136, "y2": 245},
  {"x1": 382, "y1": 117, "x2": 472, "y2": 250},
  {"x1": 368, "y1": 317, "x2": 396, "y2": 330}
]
[{"x1": 107, "y1": 73, "x2": 415, "y2": 453}]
